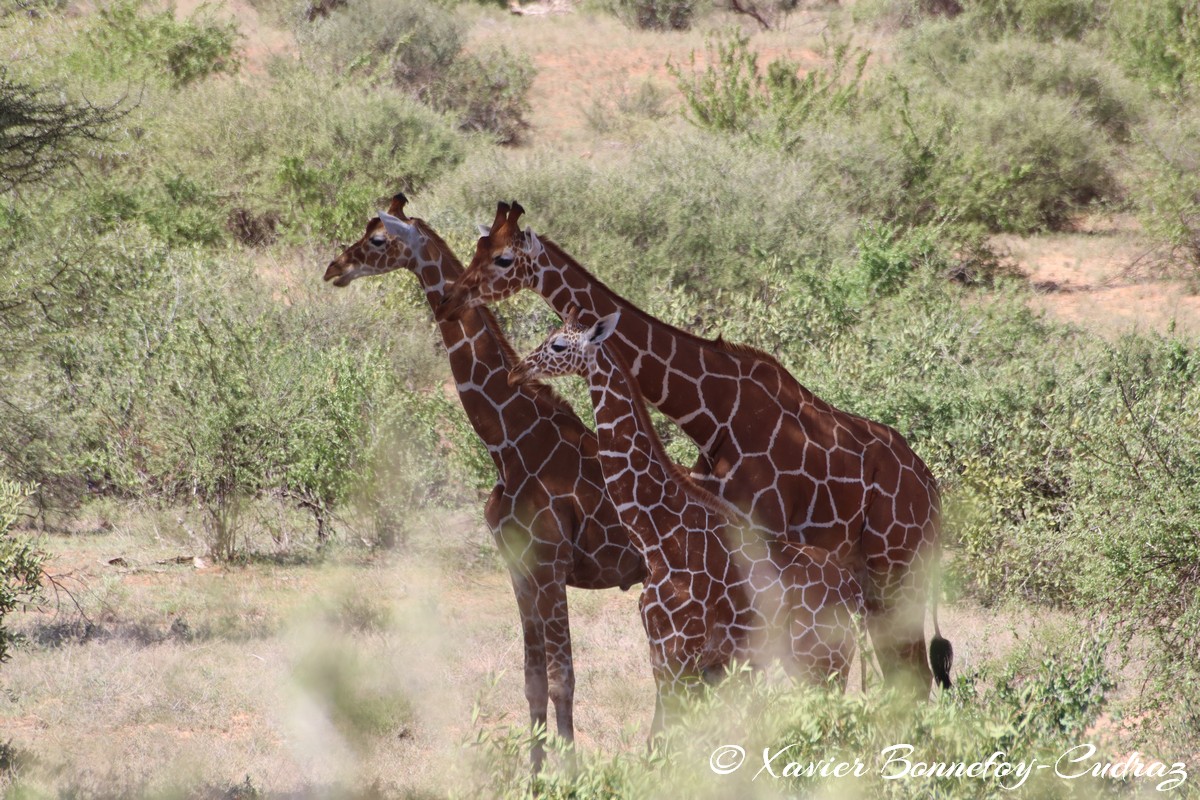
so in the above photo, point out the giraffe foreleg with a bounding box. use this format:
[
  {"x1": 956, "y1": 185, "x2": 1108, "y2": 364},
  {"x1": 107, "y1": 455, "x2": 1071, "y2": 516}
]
[
  {"x1": 539, "y1": 555, "x2": 577, "y2": 771},
  {"x1": 508, "y1": 568, "x2": 551, "y2": 774}
]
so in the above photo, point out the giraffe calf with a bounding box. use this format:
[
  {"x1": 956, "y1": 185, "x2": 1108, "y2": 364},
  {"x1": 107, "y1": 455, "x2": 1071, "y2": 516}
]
[{"x1": 511, "y1": 310, "x2": 864, "y2": 731}]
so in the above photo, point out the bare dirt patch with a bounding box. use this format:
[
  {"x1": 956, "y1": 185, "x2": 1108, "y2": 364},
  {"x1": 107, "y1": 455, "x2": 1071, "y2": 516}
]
[
  {"x1": 996, "y1": 217, "x2": 1200, "y2": 338},
  {"x1": 465, "y1": 10, "x2": 829, "y2": 151}
]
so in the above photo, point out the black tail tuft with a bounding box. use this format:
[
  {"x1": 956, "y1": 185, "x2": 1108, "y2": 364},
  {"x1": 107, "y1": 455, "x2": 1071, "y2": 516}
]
[{"x1": 929, "y1": 635, "x2": 953, "y2": 690}]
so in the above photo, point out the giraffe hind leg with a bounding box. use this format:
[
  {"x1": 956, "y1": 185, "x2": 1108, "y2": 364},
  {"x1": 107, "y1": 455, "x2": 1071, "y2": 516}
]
[
  {"x1": 867, "y1": 606, "x2": 934, "y2": 699},
  {"x1": 541, "y1": 565, "x2": 578, "y2": 772}
]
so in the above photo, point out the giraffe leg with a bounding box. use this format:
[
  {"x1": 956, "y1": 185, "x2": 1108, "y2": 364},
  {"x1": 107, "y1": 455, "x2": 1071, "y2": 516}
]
[
  {"x1": 648, "y1": 673, "x2": 670, "y2": 743},
  {"x1": 866, "y1": 583, "x2": 933, "y2": 699},
  {"x1": 541, "y1": 566, "x2": 577, "y2": 772},
  {"x1": 509, "y1": 572, "x2": 551, "y2": 774},
  {"x1": 861, "y1": 468, "x2": 941, "y2": 700}
]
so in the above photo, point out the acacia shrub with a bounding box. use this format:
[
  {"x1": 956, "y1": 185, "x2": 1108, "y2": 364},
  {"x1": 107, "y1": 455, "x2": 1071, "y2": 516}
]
[
  {"x1": 296, "y1": 0, "x2": 535, "y2": 143},
  {"x1": 80, "y1": 69, "x2": 465, "y2": 244},
  {"x1": 72, "y1": 0, "x2": 241, "y2": 86},
  {"x1": 434, "y1": 129, "x2": 851, "y2": 303}
]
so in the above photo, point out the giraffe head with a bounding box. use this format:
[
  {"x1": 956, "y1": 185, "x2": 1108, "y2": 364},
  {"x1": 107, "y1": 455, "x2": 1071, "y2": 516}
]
[
  {"x1": 509, "y1": 308, "x2": 622, "y2": 387},
  {"x1": 439, "y1": 200, "x2": 544, "y2": 320},
  {"x1": 323, "y1": 193, "x2": 426, "y2": 287}
]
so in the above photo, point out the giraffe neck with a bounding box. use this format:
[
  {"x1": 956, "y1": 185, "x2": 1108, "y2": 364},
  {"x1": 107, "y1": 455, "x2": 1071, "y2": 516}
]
[
  {"x1": 535, "y1": 240, "x2": 733, "y2": 452},
  {"x1": 585, "y1": 345, "x2": 731, "y2": 556},
  {"x1": 409, "y1": 223, "x2": 550, "y2": 455}
]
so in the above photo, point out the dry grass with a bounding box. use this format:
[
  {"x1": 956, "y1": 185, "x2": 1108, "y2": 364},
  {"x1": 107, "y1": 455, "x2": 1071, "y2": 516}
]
[
  {"x1": 0, "y1": 499, "x2": 652, "y2": 797},
  {"x1": 0, "y1": 497, "x2": 1092, "y2": 798}
]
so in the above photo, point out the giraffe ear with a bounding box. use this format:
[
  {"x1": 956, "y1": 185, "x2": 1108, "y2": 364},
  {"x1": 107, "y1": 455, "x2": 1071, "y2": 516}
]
[
  {"x1": 379, "y1": 210, "x2": 413, "y2": 237},
  {"x1": 490, "y1": 202, "x2": 510, "y2": 233},
  {"x1": 508, "y1": 201, "x2": 525, "y2": 228},
  {"x1": 476, "y1": 224, "x2": 491, "y2": 237},
  {"x1": 585, "y1": 312, "x2": 621, "y2": 345},
  {"x1": 525, "y1": 227, "x2": 544, "y2": 260},
  {"x1": 387, "y1": 193, "x2": 408, "y2": 219}
]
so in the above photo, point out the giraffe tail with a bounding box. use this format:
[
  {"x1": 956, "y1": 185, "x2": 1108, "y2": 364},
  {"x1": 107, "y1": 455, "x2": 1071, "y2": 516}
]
[{"x1": 928, "y1": 558, "x2": 953, "y2": 691}]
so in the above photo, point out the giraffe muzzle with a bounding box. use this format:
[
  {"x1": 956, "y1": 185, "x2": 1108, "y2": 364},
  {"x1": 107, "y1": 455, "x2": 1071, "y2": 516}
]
[
  {"x1": 437, "y1": 281, "x2": 479, "y2": 321},
  {"x1": 437, "y1": 292, "x2": 462, "y2": 321},
  {"x1": 507, "y1": 363, "x2": 533, "y2": 387},
  {"x1": 324, "y1": 259, "x2": 353, "y2": 287}
]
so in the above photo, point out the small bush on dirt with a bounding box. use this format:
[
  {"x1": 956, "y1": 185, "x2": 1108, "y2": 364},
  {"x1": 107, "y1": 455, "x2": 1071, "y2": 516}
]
[
  {"x1": 611, "y1": 0, "x2": 700, "y2": 31},
  {"x1": 297, "y1": 0, "x2": 535, "y2": 144},
  {"x1": 853, "y1": 0, "x2": 963, "y2": 30},
  {"x1": 926, "y1": 88, "x2": 1117, "y2": 232},
  {"x1": 670, "y1": 30, "x2": 867, "y2": 146},
  {"x1": 75, "y1": 0, "x2": 241, "y2": 86},
  {"x1": 959, "y1": 38, "x2": 1143, "y2": 141},
  {"x1": 296, "y1": 0, "x2": 462, "y2": 92},
  {"x1": 430, "y1": 47, "x2": 536, "y2": 144}
]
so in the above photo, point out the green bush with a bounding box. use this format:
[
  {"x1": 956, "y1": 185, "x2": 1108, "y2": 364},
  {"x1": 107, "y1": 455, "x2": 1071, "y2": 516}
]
[
  {"x1": 1105, "y1": 0, "x2": 1200, "y2": 96},
  {"x1": 0, "y1": 480, "x2": 44, "y2": 666},
  {"x1": 668, "y1": 30, "x2": 1121, "y2": 233},
  {"x1": 611, "y1": 0, "x2": 700, "y2": 30},
  {"x1": 295, "y1": 0, "x2": 463, "y2": 91},
  {"x1": 83, "y1": 171, "x2": 227, "y2": 246},
  {"x1": 83, "y1": 68, "x2": 465, "y2": 243},
  {"x1": 1067, "y1": 337, "x2": 1200, "y2": 744},
  {"x1": 430, "y1": 46, "x2": 536, "y2": 144},
  {"x1": 75, "y1": 0, "x2": 241, "y2": 87},
  {"x1": 963, "y1": 0, "x2": 1099, "y2": 41},
  {"x1": 670, "y1": 30, "x2": 867, "y2": 146},
  {"x1": 865, "y1": 29, "x2": 1131, "y2": 231},
  {"x1": 0, "y1": 206, "x2": 478, "y2": 550},
  {"x1": 846, "y1": 222, "x2": 945, "y2": 301},
  {"x1": 926, "y1": 88, "x2": 1117, "y2": 232},
  {"x1": 1129, "y1": 112, "x2": 1200, "y2": 283}
]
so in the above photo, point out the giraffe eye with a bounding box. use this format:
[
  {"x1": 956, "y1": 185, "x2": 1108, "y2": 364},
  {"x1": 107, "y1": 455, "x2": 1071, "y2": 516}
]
[
  {"x1": 494, "y1": 255, "x2": 514, "y2": 268},
  {"x1": 369, "y1": 236, "x2": 386, "y2": 247},
  {"x1": 550, "y1": 342, "x2": 567, "y2": 353}
]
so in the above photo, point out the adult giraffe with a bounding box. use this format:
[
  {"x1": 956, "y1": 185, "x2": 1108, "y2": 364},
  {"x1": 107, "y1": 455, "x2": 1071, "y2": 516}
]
[
  {"x1": 324, "y1": 196, "x2": 645, "y2": 771},
  {"x1": 441, "y1": 201, "x2": 952, "y2": 695},
  {"x1": 511, "y1": 310, "x2": 863, "y2": 732}
]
